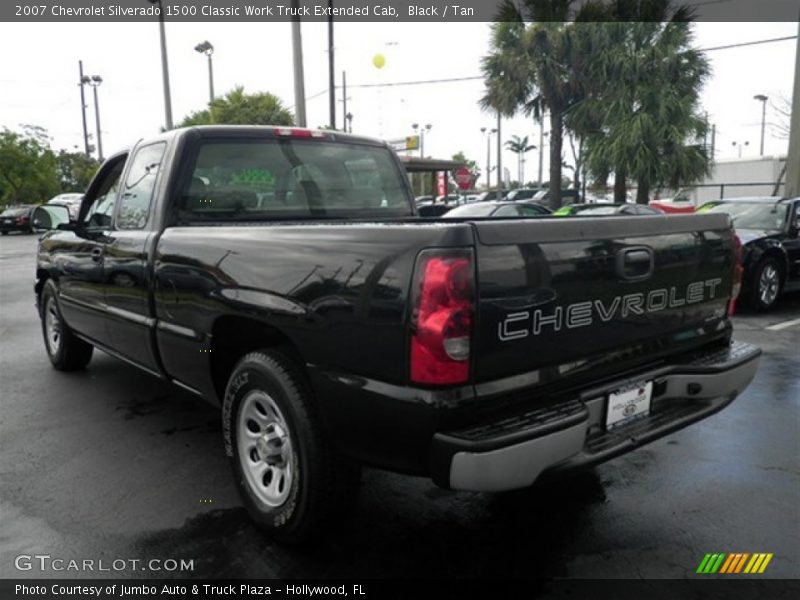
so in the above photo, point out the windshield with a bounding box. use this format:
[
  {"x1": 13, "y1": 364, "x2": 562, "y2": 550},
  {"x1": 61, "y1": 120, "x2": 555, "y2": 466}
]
[
  {"x1": 1, "y1": 207, "x2": 31, "y2": 217},
  {"x1": 575, "y1": 205, "x2": 621, "y2": 215},
  {"x1": 178, "y1": 139, "x2": 412, "y2": 222},
  {"x1": 706, "y1": 202, "x2": 789, "y2": 230},
  {"x1": 444, "y1": 203, "x2": 497, "y2": 217}
]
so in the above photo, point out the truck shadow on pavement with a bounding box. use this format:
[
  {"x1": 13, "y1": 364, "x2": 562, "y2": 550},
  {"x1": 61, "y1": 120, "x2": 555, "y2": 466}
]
[{"x1": 133, "y1": 468, "x2": 610, "y2": 579}]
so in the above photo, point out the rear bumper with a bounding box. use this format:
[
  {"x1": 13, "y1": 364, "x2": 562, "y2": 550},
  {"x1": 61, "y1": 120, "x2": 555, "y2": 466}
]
[{"x1": 430, "y1": 340, "x2": 761, "y2": 491}]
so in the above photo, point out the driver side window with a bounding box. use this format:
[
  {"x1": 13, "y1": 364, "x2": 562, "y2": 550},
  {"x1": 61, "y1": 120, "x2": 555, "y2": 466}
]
[{"x1": 82, "y1": 159, "x2": 125, "y2": 230}]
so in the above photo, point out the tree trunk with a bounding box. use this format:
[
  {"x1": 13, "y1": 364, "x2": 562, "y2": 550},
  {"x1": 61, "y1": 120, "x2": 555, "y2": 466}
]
[
  {"x1": 614, "y1": 167, "x2": 627, "y2": 203},
  {"x1": 549, "y1": 110, "x2": 563, "y2": 211},
  {"x1": 636, "y1": 179, "x2": 650, "y2": 204}
]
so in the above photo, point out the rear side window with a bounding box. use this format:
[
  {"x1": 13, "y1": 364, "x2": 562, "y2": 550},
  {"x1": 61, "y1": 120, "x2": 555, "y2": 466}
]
[
  {"x1": 117, "y1": 143, "x2": 166, "y2": 230},
  {"x1": 177, "y1": 139, "x2": 412, "y2": 222}
]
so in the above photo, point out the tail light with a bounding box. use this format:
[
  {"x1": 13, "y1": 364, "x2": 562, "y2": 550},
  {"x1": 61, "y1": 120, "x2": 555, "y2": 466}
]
[
  {"x1": 729, "y1": 232, "x2": 743, "y2": 315},
  {"x1": 410, "y1": 249, "x2": 474, "y2": 385},
  {"x1": 274, "y1": 127, "x2": 329, "y2": 139}
]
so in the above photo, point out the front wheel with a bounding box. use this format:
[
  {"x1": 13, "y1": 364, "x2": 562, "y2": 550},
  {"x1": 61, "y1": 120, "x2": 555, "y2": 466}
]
[
  {"x1": 223, "y1": 350, "x2": 360, "y2": 543},
  {"x1": 748, "y1": 256, "x2": 783, "y2": 311},
  {"x1": 40, "y1": 281, "x2": 93, "y2": 370}
]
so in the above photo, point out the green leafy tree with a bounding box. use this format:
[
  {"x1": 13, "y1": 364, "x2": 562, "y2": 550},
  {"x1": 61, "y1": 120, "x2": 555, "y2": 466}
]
[
  {"x1": 0, "y1": 126, "x2": 60, "y2": 207},
  {"x1": 56, "y1": 150, "x2": 100, "y2": 192},
  {"x1": 505, "y1": 135, "x2": 537, "y2": 187},
  {"x1": 177, "y1": 86, "x2": 294, "y2": 127}
]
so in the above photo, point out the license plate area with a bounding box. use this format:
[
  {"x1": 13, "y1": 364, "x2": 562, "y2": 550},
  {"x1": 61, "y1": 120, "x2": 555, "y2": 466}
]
[{"x1": 606, "y1": 380, "x2": 653, "y2": 429}]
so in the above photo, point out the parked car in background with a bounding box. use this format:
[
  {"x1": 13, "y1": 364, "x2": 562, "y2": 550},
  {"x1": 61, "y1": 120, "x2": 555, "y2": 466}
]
[
  {"x1": 554, "y1": 203, "x2": 664, "y2": 216},
  {"x1": 531, "y1": 189, "x2": 583, "y2": 205},
  {"x1": 475, "y1": 189, "x2": 509, "y2": 202},
  {"x1": 442, "y1": 201, "x2": 551, "y2": 218},
  {"x1": 417, "y1": 203, "x2": 453, "y2": 217},
  {"x1": 47, "y1": 193, "x2": 84, "y2": 221},
  {"x1": 505, "y1": 188, "x2": 541, "y2": 202},
  {"x1": 697, "y1": 197, "x2": 800, "y2": 311},
  {"x1": 650, "y1": 189, "x2": 696, "y2": 214},
  {"x1": 0, "y1": 205, "x2": 37, "y2": 235},
  {"x1": 415, "y1": 195, "x2": 435, "y2": 204}
]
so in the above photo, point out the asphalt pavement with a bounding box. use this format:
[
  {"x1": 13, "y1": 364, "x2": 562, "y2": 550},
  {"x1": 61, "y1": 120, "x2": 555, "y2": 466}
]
[{"x1": 1, "y1": 231, "x2": 798, "y2": 580}]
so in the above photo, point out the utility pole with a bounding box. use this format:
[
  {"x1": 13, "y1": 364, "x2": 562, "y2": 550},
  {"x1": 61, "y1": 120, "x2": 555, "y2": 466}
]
[
  {"x1": 342, "y1": 71, "x2": 347, "y2": 131},
  {"x1": 88, "y1": 76, "x2": 103, "y2": 161},
  {"x1": 496, "y1": 112, "x2": 502, "y2": 199},
  {"x1": 710, "y1": 123, "x2": 716, "y2": 160},
  {"x1": 78, "y1": 60, "x2": 90, "y2": 157},
  {"x1": 754, "y1": 94, "x2": 768, "y2": 156},
  {"x1": 327, "y1": 1, "x2": 335, "y2": 129},
  {"x1": 291, "y1": 0, "x2": 306, "y2": 127},
  {"x1": 149, "y1": 0, "x2": 173, "y2": 129},
  {"x1": 784, "y1": 18, "x2": 800, "y2": 197}
]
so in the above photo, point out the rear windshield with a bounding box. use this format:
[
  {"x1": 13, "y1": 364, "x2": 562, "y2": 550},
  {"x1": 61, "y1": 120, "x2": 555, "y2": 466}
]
[{"x1": 177, "y1": 139, "x2": 413, "y2": 222}]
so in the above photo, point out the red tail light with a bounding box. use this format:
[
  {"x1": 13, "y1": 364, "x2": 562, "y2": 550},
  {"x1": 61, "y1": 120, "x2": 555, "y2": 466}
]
[
  {"x1": 729, "y1": 232, "x2": 743, "y2": 315},
  {"x1": 410, "y1": 250, "x2": 474, "y2": 385}
]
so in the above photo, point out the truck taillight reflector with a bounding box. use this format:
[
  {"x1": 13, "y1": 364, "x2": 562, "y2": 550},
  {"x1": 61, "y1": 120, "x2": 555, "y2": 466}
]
[
  {"x1": 730, "y1": 232, "x2": 743, "y2": 315},
  {"x1": 410, "y1": 250, "x2": 474, "y2": 385}
]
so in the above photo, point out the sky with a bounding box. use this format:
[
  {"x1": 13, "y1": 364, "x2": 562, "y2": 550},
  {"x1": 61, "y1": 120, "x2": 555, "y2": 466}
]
[{"x1": 0, "y1": 20, "x2": 796, "y2": 186}]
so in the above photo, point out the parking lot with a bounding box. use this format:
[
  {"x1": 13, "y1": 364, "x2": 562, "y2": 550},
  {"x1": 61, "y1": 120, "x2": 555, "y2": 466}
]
[{"x1": 1, "y1": 231, "x2": 798, "y2": 580}]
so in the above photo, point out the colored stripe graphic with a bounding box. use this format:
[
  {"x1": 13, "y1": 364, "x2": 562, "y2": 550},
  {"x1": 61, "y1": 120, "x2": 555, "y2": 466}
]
[
  {"x1": 701, "y1": 553, "x2": 775, "y2": 574},
  {"x1": 758, "y1": 553, "x2": 773, "y2": 573},
  {"x1": 719, "y1": 554, "x2": 736, "y2": 573},
  {"x1": 710, "y1": 554, "x2": 726, "y2": 573},
  {"x1": 697, "y1": 554, "x2": 713, "y2": 573},
  {"x1": 734, "y1": 553, "x2": 749, "y2": 573}
]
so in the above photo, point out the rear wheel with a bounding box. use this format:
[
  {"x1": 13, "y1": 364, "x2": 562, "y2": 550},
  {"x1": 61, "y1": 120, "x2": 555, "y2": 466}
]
[
  {"x1": 40, "y1": 281, "x2": 93, "y2": 370},
  {"x1": 748, "y1": 256, "x2": 783, "y2": 311},
  {"x1": 223, "y1": 349, "x2": 359, "y2": 543}
]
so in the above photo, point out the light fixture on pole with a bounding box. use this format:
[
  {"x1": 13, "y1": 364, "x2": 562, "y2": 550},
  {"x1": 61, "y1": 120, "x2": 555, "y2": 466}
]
[
  {"x1": 411, "y1": 123, "x2": 432, "y2": 157},
  {"x1": 732, "y1": 140, "x2": 750, "y2": 158},
  {"x1": 754, "y1": 94, "x2": 768, "y2": 156},
  {"x1": 194, "y1": 40, "x2": 215, "y2": 104},
  {"x1": 82, "y1": 74, "x2": 103, "y2": 161},
  {"x1": 147, "y1": 0, "x2": 173, "y2": 129}
]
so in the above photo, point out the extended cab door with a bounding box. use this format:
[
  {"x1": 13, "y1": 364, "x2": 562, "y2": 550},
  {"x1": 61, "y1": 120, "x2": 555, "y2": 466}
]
[
  {"x1": 102, "y1": 142, "x2": 167, "y2": 373},
  {"x1": 54, "y1": 156, "x2": 126, "y2": 347}
]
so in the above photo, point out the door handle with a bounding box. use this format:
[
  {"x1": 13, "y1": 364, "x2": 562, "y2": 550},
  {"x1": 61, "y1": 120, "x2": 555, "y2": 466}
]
[
  {"x1": 91, "y1": 247, "x2": 103, "y2": 262},
  {"x1": 615, "y1": 246, "x2": 653, "y2": 281}
]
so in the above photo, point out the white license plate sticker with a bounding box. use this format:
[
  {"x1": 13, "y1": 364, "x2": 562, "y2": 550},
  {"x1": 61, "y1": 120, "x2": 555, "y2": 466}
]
[{"x1": 606, "y1": 381, "x2": 653, "y2": 429}]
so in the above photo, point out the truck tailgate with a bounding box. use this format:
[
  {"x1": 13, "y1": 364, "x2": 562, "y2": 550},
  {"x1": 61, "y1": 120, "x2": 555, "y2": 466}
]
[{"x1": 472, "y1": 214, "x2": 734, "y2": 384}]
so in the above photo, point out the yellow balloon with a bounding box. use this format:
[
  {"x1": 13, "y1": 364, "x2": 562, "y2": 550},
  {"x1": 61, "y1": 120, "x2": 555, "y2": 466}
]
[{"x1": 372, "y1": 53, "x2": 386, "y2": 69}]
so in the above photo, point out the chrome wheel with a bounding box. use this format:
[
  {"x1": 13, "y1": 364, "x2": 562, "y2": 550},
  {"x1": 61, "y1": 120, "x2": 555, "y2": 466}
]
[
  {"x1": 237, "y1": 390, "x2": 295, "y2": 508},
  {"x1": 758, "y1": 264, "x2": 780, "y2": 307},
  {"x1": 44, "y1": 296, "x2": 62, "y2": 356}
]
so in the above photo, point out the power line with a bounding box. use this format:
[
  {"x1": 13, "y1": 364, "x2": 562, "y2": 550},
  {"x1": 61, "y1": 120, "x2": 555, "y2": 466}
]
[
  {"x1": 699, "y1": 35, "x2": 797, "y2": 53},
  {"x1": 306, "y1": 34, "x2": 796, "y2": 96}
]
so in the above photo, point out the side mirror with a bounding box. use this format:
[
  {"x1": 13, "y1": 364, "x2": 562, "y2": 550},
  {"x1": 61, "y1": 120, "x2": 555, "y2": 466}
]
[{"x1": 32, "y1": 205, "x2": 71, "y2": 231}]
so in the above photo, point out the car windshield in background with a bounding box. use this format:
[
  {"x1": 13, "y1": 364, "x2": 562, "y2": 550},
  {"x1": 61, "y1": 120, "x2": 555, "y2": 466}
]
[
  {"x1": 573, "y1": 205, "x2": 620, "y2": 215},
  {"x1": 706, "y1": 202, "x2": 789, "y2": 230},
  {"x1": 178, "y1": 139, "x2": 412, "y2": 222},
  {"x1": 444, "y1": 203, "x2": 498, "y2": 217},
  {"x1": 1, "y1": 207, "x2": 31, "y2": 217}
]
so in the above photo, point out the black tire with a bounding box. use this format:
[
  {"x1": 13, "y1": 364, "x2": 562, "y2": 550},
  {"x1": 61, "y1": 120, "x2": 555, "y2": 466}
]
[
  {"x1": 747, "y1": 256, "x2": 783, "y2": 311},
  {"x1": 1, "y1": 231, "x2": 8, "y2": 235},
  {"x1": 222, "y1": 349, "x2": 360, "y2": 543},
  {"x1": 39, "y1": 280, "x2": 93, "y2": 371}
]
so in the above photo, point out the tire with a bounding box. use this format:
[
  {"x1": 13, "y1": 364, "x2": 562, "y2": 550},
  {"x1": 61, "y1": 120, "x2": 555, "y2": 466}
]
[
  {"x1": 222, "y1": 349, "x2": 360, "y2": 543},
  {"x1": 1, "y1": 231, "x2": 8, "y2": 235},
  {"x1": 39, "y1": 280, "x2": 94, "y2": 371},
  {"x1": 747, "y1": 256, "x2": 783, "y2": 311}
]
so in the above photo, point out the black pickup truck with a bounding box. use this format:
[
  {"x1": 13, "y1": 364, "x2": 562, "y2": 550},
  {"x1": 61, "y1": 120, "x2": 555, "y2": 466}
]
[{"x1": 33, "y1": 126, "x2": 760, "y2": 542}]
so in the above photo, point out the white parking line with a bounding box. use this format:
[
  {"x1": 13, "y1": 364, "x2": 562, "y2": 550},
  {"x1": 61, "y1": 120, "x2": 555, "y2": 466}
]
[{"x1": 765, "y1": 317, "x2": 800, "y2": 331}]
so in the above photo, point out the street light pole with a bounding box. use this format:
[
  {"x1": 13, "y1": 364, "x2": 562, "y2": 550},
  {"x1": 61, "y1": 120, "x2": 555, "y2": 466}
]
[
  {"x1": 754, "y1": 94, "x2": 768, "y2": 156},
  {"x1": 732, "y1": 140, "x2": 750, "y2": 158},
  {"x1": 538, "y1": 116, "x2": 544, "y2": 186},
  {"x1": 291, "y1": 0, "x2": 307, "y2": 127},
  {"x1": 194, "y1": 41, "x2": 215, "y2": 104},
  {"x1": 482, "y1": 127, "x2": 497, "y2": 190},
  {"x1": 83, "y1": 75, "x2": 103, "y2": 161},
  {"x1": 327, "y1": 0, "x2": 336, "y2": 129},
  {"x1": 148, "y1": 0, "x2": 173, "y2": 129},
  {"x1": 496, "y1": 112, "x2": 502, "y2": 199},
  {"x1": 78, "y1": 60, "x2": 90, "y2": 157}
]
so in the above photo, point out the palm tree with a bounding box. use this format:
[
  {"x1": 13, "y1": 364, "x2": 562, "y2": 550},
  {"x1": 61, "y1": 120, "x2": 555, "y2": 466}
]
[
  {"x1": 482, "y1": 2, "x2": 585, "y2": 210},
  {"x1": 580, "y1": 21, "x2": 710, "y2": 203},
  {"x1": 505, "y1": 135, "x2": 537, "y2": 185}
]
